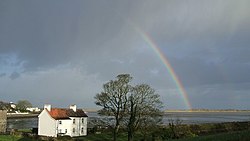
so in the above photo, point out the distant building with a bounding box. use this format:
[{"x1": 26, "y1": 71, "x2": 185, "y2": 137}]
[
  {"x1": 26, "y1": 107, "x2": 41, "y2": 112},
  {"x1": 38, "y1": 104, "x2": 88, "y2": 137},
  {"x1": 10, "y1": 102, "x2": 16, "y2": 109},
  {"x1": 0, "y1": 110, "x2": 7, "y2": 133}
]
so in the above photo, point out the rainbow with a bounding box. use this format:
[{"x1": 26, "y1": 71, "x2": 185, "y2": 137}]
[{"x1": 132, "y1": 25, "x2": 192, "y2": 109}]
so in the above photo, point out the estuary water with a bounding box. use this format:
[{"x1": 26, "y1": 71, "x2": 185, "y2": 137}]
[
  {"x1": 164, "y1": 112, "x2": 250, "y2": 124},
  {"x1": 7, "y1": 112, "x2": 250, "y2": 129}
]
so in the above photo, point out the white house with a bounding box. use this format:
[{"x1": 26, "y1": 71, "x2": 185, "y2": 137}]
[
  {"x1": 9, "y1": 102, "x2": 16, "y2": 109},
  {"x1": 38, "y1": 104, "x2": 88, "y2": 137},
  {"x1": 26, "y1": 107, "x2": 41, "y2": 112}
]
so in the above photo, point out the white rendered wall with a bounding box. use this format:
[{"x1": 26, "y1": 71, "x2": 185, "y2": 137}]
[
  {"x1": 38, "y1": 110, "x2": 56, "y2": 137},
  {"x1": 69, "y1": 117, "x2": 87, "y2": 137},
  {"x1": 81, "y1": 117, "x2": 87, "y2": 136},
  {"x1": 57, "y1": 119, "x2": 72, "y2": 136}
]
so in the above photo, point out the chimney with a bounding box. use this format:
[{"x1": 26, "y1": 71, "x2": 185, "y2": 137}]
[
  {"x1": 44, "y1": 104, "x2": 51, "y2": 112},
  {"x1": 70, "y1": 104, "x2": 77, "y2": 112}
]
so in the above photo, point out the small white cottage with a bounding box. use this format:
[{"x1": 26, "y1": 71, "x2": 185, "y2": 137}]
[{"x1": 38, "y1": 104, "x2": 88, "y2": 137}]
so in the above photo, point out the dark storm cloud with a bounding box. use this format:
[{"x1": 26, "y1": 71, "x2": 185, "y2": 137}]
[
  {"x1": 187, "y1": 83, "x2": 250, "y2": 109},
  {"x1": 9, "y1": 72, "x2": 20, "y2": 80},
  {"x1": 0, "y1": 73, "x2": 6, "y2": 77},
  {"x1": 0, "y1": 0, "x2": 131, "y2": 70},
  {"x1": 0, "y1": 0, "x2": 250, "y2": 109},
  {"x1": 130, "y1": 0, "x2": 250, "y2": 87}
]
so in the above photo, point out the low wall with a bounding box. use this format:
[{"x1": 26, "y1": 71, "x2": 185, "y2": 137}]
[{"x1": 0, "y1": 110, "x2": 7, "y2": 133}]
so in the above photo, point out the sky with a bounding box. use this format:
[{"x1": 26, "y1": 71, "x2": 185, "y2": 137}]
[{"x1": 0, "y1": 0, "x2": 250, "y2": 109}]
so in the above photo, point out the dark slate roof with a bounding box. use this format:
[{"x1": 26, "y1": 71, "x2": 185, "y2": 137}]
[
  {"x1": 48, "y1": 108, "x2": 88, "y2": 120},
  {"x1": 66, "y1": 109, "x2": 88, "y2": 117}
]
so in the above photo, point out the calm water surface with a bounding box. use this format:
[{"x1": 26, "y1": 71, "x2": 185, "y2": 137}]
[
  {"x1": 164, "y1": 112, "x2": 250, "y2": 124},
  {"x1": 7, "y1": 112, "x2": 250, "y2": 129}
]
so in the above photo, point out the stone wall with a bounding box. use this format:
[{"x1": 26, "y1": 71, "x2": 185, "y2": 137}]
[{"x1": 0, "y1": 110, "x2": 7, "y2": 133}]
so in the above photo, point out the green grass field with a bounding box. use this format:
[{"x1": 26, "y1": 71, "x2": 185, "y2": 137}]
[
  {"x1": 168, "y1": 130, "x2": 250, "y2": 141},
  {"x1": 1, "y1": 130, "x2": 250, "y2": 141},
  {"x1": 0, "y1": 135, "x2": 34, "y2": 141}
]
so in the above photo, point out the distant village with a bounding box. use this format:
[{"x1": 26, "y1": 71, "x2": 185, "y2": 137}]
[{"x1": 0, "y1": 100, "x2": 40, "y2": 114}]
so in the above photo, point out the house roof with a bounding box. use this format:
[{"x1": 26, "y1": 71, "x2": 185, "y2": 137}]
[{"x1": 47, "y1": 108, "x2": 88, "y2": 120}]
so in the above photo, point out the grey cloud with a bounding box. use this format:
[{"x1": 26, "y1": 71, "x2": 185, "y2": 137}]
[
  {"x1": 130, "y1": 0, "x2": 250, "y2": 42},
  {"x1": 1, "y1": 0, "x2": 249, "y2": 79},
  {"x1": 0, "y1": 0, "x2": 131, "y2": 71},
  {"x1": 9, "y1": 72, "x2": 20, "y2": 80},
  {"x1": 187, "y1": 83, "x2": 250, "y2": 109},
  {"x1": 170, "y1": 54, "x2": 250, "y2": 87},
  {"x1": 0, "y1": 73, "x2": 6, "y2": 77},
  {"x1": 0, "y1": 0, "x2": 250, "y2": 109},
  {"x1": 0, "y1": 68, "x2": 102, "y2": 108}
]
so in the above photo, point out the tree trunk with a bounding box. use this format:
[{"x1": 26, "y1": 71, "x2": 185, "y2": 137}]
[
  {"x1": 113, "y1": 122, "x2": 119, "y2": 141},
  {"x1": 128, "y1": 129, "x2": 134, "y2": 141},
  {"x1": 113, "y1": 130, "x2": 117, "y2": 141},
  {"x1": 128, "y1": 99, "x2": 134, "y2": 141}
]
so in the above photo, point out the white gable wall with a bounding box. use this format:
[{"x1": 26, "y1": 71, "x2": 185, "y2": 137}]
[{"x1": 38, "y1": 110, "x2": 56, "y2": 137}]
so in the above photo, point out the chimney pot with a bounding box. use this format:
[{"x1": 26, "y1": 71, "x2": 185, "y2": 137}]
[
  {"x1": 44, "y1": 104, "x2": 51, "y2": 112},
  {"x1": 70, "y1": 104, "x2": 77, "y2": 112}
]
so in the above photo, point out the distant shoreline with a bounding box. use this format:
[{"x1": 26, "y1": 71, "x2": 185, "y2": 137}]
[
  {"x1": 7, "y1": 113, "x2": 39, "y2": 119},
  {"x1": 85, "y1": 109, "x2": 250, "y2": 113},
  {"x1": 165, "y1": 110, "x2": 250, "y2": 112}
]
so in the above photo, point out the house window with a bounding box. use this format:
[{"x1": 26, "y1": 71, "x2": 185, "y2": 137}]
[
  {"x1": 65, "y1": 129, "x2": 67, "y2": 133},
  {"x1": 81, "y1": 127, "x2": 84, "y2": 133},
  {"x1": 59, "y1": 121, "x2": 62, "y2": 124},
  {"x1": 73, "y1": 128, "x2": 75, "y2": 133},
  {"x1": 73, "y1": 119, "x2": 75, "y2": 124},
  {"x1": 82, "y1": 118, "x2": 84, "y2": 123}
]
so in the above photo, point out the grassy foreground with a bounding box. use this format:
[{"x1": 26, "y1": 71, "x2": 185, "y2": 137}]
[
  {"x1": 169, "y1": 130, "x2": 250, "y2": 141},
  {"x1": 1, "y1": 130, "x2": 250, "y2": 141},
  {"x1": 0, "y1": 135, "x2": 34, "y2": 141}
]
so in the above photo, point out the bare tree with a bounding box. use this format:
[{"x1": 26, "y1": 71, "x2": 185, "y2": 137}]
[
  {"x1": 127, "y1": 84, "x2": 163, "y2": 141},
  {"x1": 95, "y1": 75, "x2": 164, "y2": 141},
  {"x1": 95, "y1": 74, "x2": 132, "y2": 141}
]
